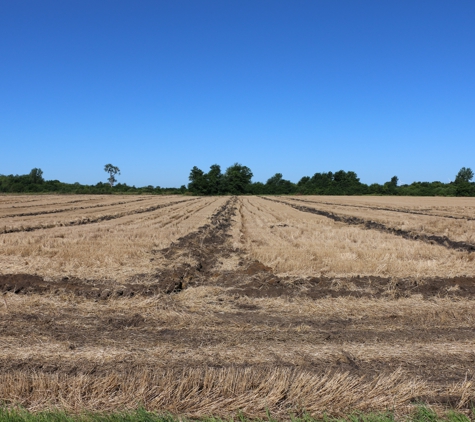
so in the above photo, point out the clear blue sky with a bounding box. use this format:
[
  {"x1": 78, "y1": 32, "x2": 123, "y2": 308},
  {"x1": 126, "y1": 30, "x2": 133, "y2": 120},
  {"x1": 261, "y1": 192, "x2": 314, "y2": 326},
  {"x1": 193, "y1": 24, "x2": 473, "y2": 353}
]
[{"x1": 1, "y1": 0, "x2": 474, "y2": 187}]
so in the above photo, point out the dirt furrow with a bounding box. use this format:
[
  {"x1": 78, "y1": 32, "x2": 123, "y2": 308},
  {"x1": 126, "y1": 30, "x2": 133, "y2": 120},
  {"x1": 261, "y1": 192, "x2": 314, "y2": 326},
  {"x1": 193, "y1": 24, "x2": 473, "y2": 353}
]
[
  {"x1": 2, "y1": 310, "x2": 475, "y2": 348},
  {"x1": 0, "y1": 198, "x2": 196, "y2": 235},
  {"x1": 0, "y1": 196, "x2": 89, "y2": 207},
  {"x1": 288, "y1": 196, "x2": 475, "y2": 221},
  {"x1": 0, "y1": 197, "x2": 235, "y2": 297},
  {"x1": 265, "y1": 197, "x2": 475, "y2": 253},
  {"x1": 151, "y1": 196, "x2": 241, "y2": 292},
  {"x1": 2, "y1": 196, "x2": 475, "y2": 299},
  {"x1": 0, "y1": 197, "x2": 94, "y2": 209},
  {"x1": 0, "y1": 196, "x2": 150, "y2": 219}
]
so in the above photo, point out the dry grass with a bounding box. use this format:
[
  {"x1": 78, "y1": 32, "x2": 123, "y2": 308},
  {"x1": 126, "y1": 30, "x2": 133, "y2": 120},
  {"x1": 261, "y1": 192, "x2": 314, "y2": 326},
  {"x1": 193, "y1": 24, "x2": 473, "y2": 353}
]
[
  {"x1": 1, "y1": 195, "x2": 475, "y2": 417},
  {"x1": 282, "y1": 197, "x2": 475, "y2": 244},
  {"x1": 1, "y1": 290, "x2": 475, "y2": 416},
  {"x1": 0, "y1": 194, "x2": 86, "y2": 207},
  {"x1": 292, "y1": 195, "x2": 475, "y2": 219},
  {"x1": 0, "y1": 197, "x2": 226, "y2": 282},
  {"x1": 0, "y1": 368, "x2": 429, "y2": 417},
  {"x1": 0, "y1": 196, "x2": 188, "y2": 232},
  {"x1": 1, "y1": 289, "x2": 475, "y2": 369},
  {"x1": 0, "y1": 195, "x2": 149, "y2": 217},
  {"x1": 237, "y1": 197, "x2": 474, "y2": 278}
]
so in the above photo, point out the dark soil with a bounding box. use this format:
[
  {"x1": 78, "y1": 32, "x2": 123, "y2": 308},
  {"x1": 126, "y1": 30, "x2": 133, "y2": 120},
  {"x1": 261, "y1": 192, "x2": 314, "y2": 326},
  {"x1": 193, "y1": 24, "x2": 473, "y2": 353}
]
[
  {"x1": 1, "y1": 304, "x2": 474, "y2": 388},
  {"x1": 0, "y1": 197, "x2": 150, "y2": 219},
  {"x1": 1, "y1": 194, "x2": 475, "y2": 299},
  {"x1": 2, "y1": 263, "x2": 475, "y2": 301},
  {"x1": 289, "y1": 196, "x2": 475, "y2": 221},
  {"x1": 0, "y1": 273, "x2": 178, "y2": 298},
  {"x1": 0, "y1": 197, "x2": 197, "y2": 234},
  {"x1": 151, "y1": 197, "x2": 240, "y2": 291},
  {"x1": 1, "y1": 196, "x2": 475, "y2": 404},
  {"x1": 264, "y1": 197, "x2": 475, "y2": 253},
  {"x1": 224, "y1": 274, "x2": 475, "y2": 299}
]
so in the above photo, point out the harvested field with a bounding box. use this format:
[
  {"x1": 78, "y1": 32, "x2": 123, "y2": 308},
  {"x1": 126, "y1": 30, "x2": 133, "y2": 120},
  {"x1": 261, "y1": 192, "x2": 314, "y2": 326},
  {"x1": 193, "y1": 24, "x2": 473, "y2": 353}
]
[
  {"x1": 290, "y1": 196, "x2": 475, "y2": 220},
  {"x1": 0, "y1": 197, "x2": 151, "y2": 219},
  {"x1": 0, "y1": 196, "x2": 223, "y2": 282},
  {"x1": 279, "y1": 197, "x2": 475, "y2": 247},
  {"x1": 0, "y1": 195, "x2": 195, "y2": 233},
  {"x1": 0, "y1": 195, "x2": 475, "y2": 418},
  {"x1": 240, "y1": 197, "x2": 474, "y2": 278}
]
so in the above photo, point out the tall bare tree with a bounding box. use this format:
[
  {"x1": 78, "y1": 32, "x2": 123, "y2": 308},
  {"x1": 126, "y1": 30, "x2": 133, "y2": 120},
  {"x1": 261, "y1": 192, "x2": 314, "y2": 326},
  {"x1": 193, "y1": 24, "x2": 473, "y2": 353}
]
[{"x1": 104, "y1": 164, "x2": 120, "y2": 187}]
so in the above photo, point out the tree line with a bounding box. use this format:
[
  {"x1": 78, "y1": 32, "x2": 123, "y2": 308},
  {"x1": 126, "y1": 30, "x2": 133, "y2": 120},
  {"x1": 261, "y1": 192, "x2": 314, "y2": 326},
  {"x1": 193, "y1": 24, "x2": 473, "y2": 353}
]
[
  {"x1": 0, "y1": 167, "x2": 185, "y2": 195},
  {"x1": 187, "y1": 164, "x2": 475, "y2": 196},
  {"x1": 0, "y1": 164, "x2": 474, "y2": 196}
]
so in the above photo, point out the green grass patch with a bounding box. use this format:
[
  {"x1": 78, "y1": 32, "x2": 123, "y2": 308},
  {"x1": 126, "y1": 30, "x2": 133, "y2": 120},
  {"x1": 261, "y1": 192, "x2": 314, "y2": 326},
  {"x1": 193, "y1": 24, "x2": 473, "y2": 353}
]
[{"x1": 0, "y1": 407, "x2": 473, "y2": 422}]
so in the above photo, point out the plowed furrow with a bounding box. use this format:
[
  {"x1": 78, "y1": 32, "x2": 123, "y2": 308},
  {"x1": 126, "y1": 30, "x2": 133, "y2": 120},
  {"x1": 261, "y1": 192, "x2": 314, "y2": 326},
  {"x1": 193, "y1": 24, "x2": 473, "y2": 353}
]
[
  {"x1": 151, "y1": 196, "x2": 239, "y2": 292},
  {"x1": 0, "y1": 197, "x2": 150, "y2": 219},
  {"x1": 0, "y1": 197, "x2": 92, "y2": 209},
  {"x1": 0, "y1": 198, "x2": 196, "y2": 235},
  {"x1": 0, "y1": 198, "x2": 233, "y2": 297},
  {"x1": 289, "y1": 196, "x2": 475, "y2": 221},
  {"x1": 266, "y1": 197, "x2": 475, "y2": 253}
]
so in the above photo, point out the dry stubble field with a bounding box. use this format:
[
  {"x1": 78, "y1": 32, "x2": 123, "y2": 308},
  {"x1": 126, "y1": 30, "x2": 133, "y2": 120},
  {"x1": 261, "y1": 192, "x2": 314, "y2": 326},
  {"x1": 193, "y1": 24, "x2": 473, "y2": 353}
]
[{"x1": 1, "y1": 194, "x2": 475, "y2": 418}]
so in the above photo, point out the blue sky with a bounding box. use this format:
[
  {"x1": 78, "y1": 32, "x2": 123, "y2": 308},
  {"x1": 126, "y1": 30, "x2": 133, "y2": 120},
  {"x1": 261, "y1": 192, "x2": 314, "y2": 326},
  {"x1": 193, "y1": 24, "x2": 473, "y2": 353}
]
[{"x1": 1, "y1": 0, "x2": 474, "y2": 187}]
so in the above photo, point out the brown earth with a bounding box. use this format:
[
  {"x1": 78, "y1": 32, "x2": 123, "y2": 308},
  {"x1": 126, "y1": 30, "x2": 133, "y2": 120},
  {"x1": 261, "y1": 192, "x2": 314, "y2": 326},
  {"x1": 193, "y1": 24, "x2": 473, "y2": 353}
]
[
  {"x1": 1, "y1": 196, "x2": 475, "y2": 416},
  {"x1": 0, "y1": 196, "x2": 196, "y2": 234},
  {"x1": 2, "y1": 197, "x2": 475, "y2": 299},
  {"x1": 289, "y1": 196, "x2": 475, "y2": 221},
  {"x1": 264, "y1": 197, "x2": 475, "y2": 253},
  {"x1": 0, "y1": 197, "x2": 150, "y2": 219}
]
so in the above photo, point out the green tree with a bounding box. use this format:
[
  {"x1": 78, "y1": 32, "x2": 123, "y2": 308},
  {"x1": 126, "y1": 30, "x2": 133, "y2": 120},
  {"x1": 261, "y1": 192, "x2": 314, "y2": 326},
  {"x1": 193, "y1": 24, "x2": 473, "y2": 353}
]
[
  {"x1": 332, "y1": 170, "x2": 363, "y2": 195},
  {"x1": 104, "y1": 164, "x2": 120, "y2": 187},
  {"x1": 383, "y1": 175, "x2": 399, "y2": 195},
  {"x1": 205, "y1": 164, "x2": 224, "y2": 195},
  {"x1": 265, "y1": 173, "x2": 295, "y2": 194},
  {"x1": 223, "y1": 163, "x2": 253, "y2": 194},
  {"x1": 188, "y1": 166, "x2": 206, "y2": 194},
  {"x1": 455, "y1": 167, "x2": 474, "y2": 183},
  {"x1": 454, "y1": 167, "x2": 474, "y2": 196},
  {"x1": 248, "y1": 181, "x2": 266, "y2": 194},
  {"x1": 29, "y1": 168, "x2": 44, "y2": 184},
  {"x1": 309, "y1": 172, "x2": 334, "y2": 194},
  {"x1": 296, "y1": 176, "x2": 311, "y2": 194}
]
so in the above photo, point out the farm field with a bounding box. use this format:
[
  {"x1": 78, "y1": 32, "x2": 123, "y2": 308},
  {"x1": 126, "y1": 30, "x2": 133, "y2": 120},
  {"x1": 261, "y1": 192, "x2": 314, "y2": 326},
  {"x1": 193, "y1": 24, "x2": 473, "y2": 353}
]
[
  {"x1": 288, "y1": 196, "x2": 475, "y2": 219},
  {"x1": 0, "y1": 194, "x2": 475, "y2": 418}
]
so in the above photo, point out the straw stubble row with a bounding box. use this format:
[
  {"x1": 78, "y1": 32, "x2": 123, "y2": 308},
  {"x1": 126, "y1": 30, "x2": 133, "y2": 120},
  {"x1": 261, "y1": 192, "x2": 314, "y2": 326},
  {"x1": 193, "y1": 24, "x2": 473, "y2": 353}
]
[
  {"x1": 1, "y1": 194, "x2": 475, "y2": 417},
  {"x1": 0, "y1": 197, "x2": 226, "y2": 282},
  {"x1": 236, "y1": 197, "x2": 475, "y2": 278}
]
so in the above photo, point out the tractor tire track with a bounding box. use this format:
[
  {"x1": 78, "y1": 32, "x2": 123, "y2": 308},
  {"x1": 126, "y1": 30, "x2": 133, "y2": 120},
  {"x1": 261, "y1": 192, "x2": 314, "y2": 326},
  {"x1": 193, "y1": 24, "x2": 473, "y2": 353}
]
[
  {"x1": 0, "y1": 198, "x2": 197, "y2": 235},
  {"x1": 0, "y1": 197, "x2": 151, "y2": 219},
  {"x1": 0, "y1": 197, "x2": 284, "y2": 298},
  {"x1": 0, "y1": 197, "x2": 236, "y2": 297},
  {"x1": 2, "y1": 196, "x2": 475, "y2": 300},
  {"x1": 286, "y1": 196, "x2": 475, "y2": 221},
  {"x1": 1, "y1": 197, "x2": 95, "y2": 209},
  {"x1": 264, "y1": 197, "x2": 475, "y2": 253}
]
